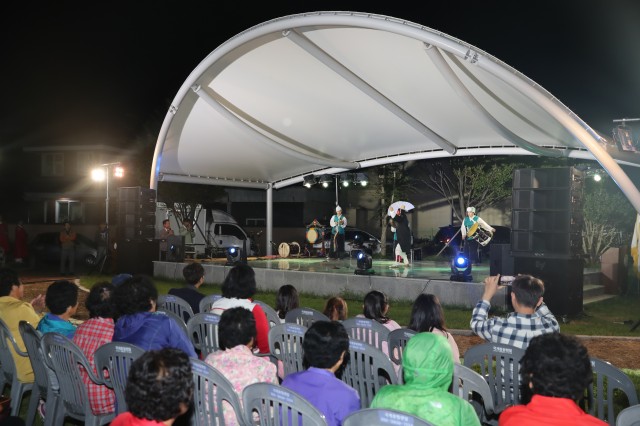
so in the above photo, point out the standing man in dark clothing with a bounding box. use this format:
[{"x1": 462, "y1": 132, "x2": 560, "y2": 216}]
[
  {"x1": 391, "y1": 208, "x2": 412, "y2": 267},
  {"x1": 59, "y1": 221, "x2": 77, "y2": 275},
  {"x1": 95, "y1": 222, "x2": 109, "y2": 266}
]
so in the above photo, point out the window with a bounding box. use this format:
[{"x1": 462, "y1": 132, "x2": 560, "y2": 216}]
[
  {"x1": 218, "y1": 224, "x2": 246, "y2": 239},
  {"x1": 42, "y1": 153, "x2": 64, "y2": 176},
  {"x1": 77, "y1": 152, "x2": 100, "y2": 176},
  {"x1": 56, "y1": 200, "x2": 85, "y2": 224}
]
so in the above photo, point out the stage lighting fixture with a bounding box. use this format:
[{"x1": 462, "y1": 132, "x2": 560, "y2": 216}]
[
  {"x1": 450, "y1": 253, "x2": 472, "y2": 282},
  {"x1": 354, "y1": 172, "x2": 369, "y2": 187},
  {"x1": 303, "y1": 174, "x2": 317, "y2": 188},
  {"x1": 319, "y1": 174, "x2": 333, "y2": 188},
  {"x1": 354, "y1": 250, "x2": 375, "y2": 275},
  {"x1": 226, "y1": 246, "x2": 243, "y2": 266}
]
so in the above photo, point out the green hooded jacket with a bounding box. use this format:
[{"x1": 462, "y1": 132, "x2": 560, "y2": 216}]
[{"x1": 370, "y1": 332, "x2": 480, "y2": 426}]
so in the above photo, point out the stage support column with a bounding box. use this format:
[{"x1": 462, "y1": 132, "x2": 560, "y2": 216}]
[{"x1": 266, "y1": 184, "x2": 273, "y2": 256}]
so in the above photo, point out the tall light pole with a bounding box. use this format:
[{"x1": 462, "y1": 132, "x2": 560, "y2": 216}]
[{"x1": 91, "y1": 162, "x2": 124, "y2": 225}]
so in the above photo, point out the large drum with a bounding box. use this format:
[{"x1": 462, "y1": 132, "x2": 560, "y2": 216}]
[
  {"x1": 278, "y1": 242, "x2": 301, "y2": 258},
  {"x1": 306, "y1": 227, "x2": 320, "y2": 244},
  {"x1": 467, "y1": 222, "x2": 493, "y2": 246}
]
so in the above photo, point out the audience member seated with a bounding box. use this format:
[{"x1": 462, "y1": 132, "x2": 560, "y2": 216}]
[
  {"x1": 282, "y1": 321, "x2": 360, "y2": 426},
  {"x1": 209, "y1": 264, "x2": 269, "y2": 354},
  {"x1": 37, "y1": 279, "x2": 78, "y2": 338},
  {"x1": 169, "y1": 262, "x2": 206, "y2": 314},
  {"x1": 323, "y1": 296, "x2": 348, "y2": 321},
  {"x1": 111, "y1": 348, "x2": 193, "y2": 426},
  {"x1": 356, "y1": 290, "x2": 401, "y2": 359},
  {"x1": 471, "y1": 274, "x2": 559, "y2": 349},
  {"x1": 499, "y1": 333, "x2": 607, "y2": 426},
  {"x1": 275, "y1": 284, "x2": 300, "y2": 323},
  {"x1": 112, "y1": 275, "x2": 196, "y2": 357},
  {"x1": 73, "y1": 282, "x2": 117, "y2": 415},
  {"x1": 409, "y1": 293, "x2": 460, "y2": 363},
  {"x1": 370, "y1": 332, "x2": 480, "y2": 425},
  {"x1": 205, "y1": 307, "x2": 278, "y2": 424},
  {"x1": 111, "y1": 273, "x2": 132, "y2": 288},
  {"x1": 0, "y1": 267, "x2": 45, "y2": 382}
]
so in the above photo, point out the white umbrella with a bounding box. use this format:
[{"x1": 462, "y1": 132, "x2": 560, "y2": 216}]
[{"x1": 388, "y1": 201, "x2": 415, "y2": 218}]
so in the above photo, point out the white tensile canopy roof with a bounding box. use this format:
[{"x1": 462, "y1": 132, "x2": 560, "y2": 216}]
[{"x1": 151, "y1": 11, "x2": 640, "y2": 238}]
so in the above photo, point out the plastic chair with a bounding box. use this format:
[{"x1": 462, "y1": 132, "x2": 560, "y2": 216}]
[
  {"x1": 341, "y1": 339, "x2": 398, "y2": 409},
  {"x1": 157, "y1": 308, "x2": 190, "y2": 337},
  {"x1": 254, "y1": 300, "x2": 282, "y2": 328},
  {"x1": 19, "y1": 320, "x2": 61, "y2": 426},
  {"x1": 93, "y1": 341, "x2": 145, "y2": 415},
  {"x1": 343, "y1": 408, "x2": 435, "y2": 426},
  {"x1": 284, "y1": 307, "x2": 330, "y2": 328},
  {"x1": 199, "y1": 294, "x2": 223, "y2": 313},
  {"x1": 268, "y1": 323, "x2": 307, "y2": 377},
  {"x1": 41, "y1": 332, "x2": 115, "y2": 425},
  {"x1": 581, "y1": 357, "x2": 639, "y2": 425},
  {"x1": 616, "y1": 404, "x2": 640, "y2": 426},
  {"x1": 186, "y1": 313, "x2": 222, "y2": 358},
  {"x1": 242, "y1": 382, "x2": 327, "y2": 425},
  {"x1": 462, "y1": 342, "x2": 525, "y2": 414},
  {"x1": 0, "y1": 317, "x2": 34, "y2": 416},
  {"x1": 450, "y1": 362, "x2": 497, "y2": 425},
  {"x1": 190, "y1": 358, "x2": 245, "y2": 426},
  {"x1": 342, "y1": 317, "x2": 391, "y2": 354},
  {"x1": 158, "y1": 294, "x2": 195, "y2": 323},
  {"x1": 387, "y1": 328, "x2": 417, "y2": 365}
]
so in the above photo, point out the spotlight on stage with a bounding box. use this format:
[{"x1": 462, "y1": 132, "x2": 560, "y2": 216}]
[
  {"x1": 303, "y1": 174, "x2": 317, "y2": 188},
  {"x1": 226, "y1": 246, "x2": 243, "y2": 266},
  {"x1": 354, "y1": 250, "x2": 375, "y2": 275},
  {"x1": 450, "y1": 253, "x2": 472, "y2": 282},
  {"x1": 319, "y1": 174, "x2": 333, "y2": 188}
]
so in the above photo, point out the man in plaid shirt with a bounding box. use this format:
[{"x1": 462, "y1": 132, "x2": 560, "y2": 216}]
[{"x1": 471, "y1": 274, "x2": 559, "y2": 349}]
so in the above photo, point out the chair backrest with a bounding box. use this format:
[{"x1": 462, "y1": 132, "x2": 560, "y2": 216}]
[
  {"x1": 387, "y1": 328, "x2": 417, "y2": 365},
  {"x1": 157, "y1": 308, "x2": 190, "y2": 337},
  {"x1": 186, "y1": 313, "x2": 222, "y2": 358},
  {"x1": 268, "y1": 322, "x2": 307, "y2": 377},
  {"x1": 343, "y1": 408, "x2": 435, "y2": 426},
  {"x1": 190, "y1": 358, "x2": 245, "y2": 426},
  {"x1": 462, "y1": 342, "x2": 525, "y2": 413},
  {"x1": 199, "y1": 294, "x2": 223, "y2": 313},
  {"x1": 341, "y1": 340, "x2": 398, "y2": 408},
  {"x1": 284, "y1": 307, "x2": 330, "y2": 328},
  {"x1": 93, "y1": 341, "x2": 145, "y2": 415},
  {"x1": 342, "y1": 317, "x2": 391, "y2": 354},
  {"x1": 615, "y1": 404, "x2": 640, "y2": 426},
  {"x1": 242, "y1": 382, "x2": 327, "y2": 426},
  {"x1": 158, "y1": 294, "x2": 195, "y2": 323},
  {"x1": 582, "y1": 357, "x2": 639, "y2": 425},
  {"x1": 254, "y1": 299, "x2": 282, "y2": 329},
  {"x1": 0, "y1": 317, "x2": 21, "y2": 394},
  {"x1": 41, "y1": 332, "x2": 115, "y2": 425},
  {"x1": 450, "y1": 362, "x2": 496, "y2": 423}
]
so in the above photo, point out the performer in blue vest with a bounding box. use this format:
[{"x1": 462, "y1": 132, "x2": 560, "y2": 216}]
[
  {"x1": 461, "y1": 206, "x2": 495, "y2": 265},
  {"x1": 330, "y1": 205, "x2": 347, "y2": 259}
]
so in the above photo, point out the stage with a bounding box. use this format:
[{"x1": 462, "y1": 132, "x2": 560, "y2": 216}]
[{"x1": 153, "y1": 256, "x2": 509, "y2": 310}]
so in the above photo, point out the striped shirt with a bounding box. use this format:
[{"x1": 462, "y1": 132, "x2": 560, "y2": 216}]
[{"x1": 470, "y1": 300, "x2": 559, "y2": 349}]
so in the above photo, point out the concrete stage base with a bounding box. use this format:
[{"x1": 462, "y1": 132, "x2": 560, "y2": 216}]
[{"x1": 154, "y1": 257, "x2": 508, "y2": 310}]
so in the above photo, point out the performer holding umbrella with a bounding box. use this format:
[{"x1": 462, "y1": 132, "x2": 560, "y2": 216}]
[{"x1": 388, "y1": 201, "x2": 414, "y2": 267}]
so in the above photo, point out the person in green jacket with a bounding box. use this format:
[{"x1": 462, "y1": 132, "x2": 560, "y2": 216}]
[{"x1": 370, "y1": 332, "x2": 480, "y2": 426}]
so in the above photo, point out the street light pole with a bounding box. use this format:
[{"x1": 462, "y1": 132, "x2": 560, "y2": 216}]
[{"x1": 92, "y1": 162, "x2": 122, "y2": 226}]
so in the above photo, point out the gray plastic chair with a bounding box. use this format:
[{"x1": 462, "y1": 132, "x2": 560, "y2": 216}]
[
  {"x1": 341, "y1": 339, "x2": 398, "y2": 408},
  {"x1": 0, "y1": 317, "x2": 34, "y2": 416},
  {"x1": 242, "y1": 382, "x2": 327, "y2": 426},
  {"x1": 41, "y1": 332, "x2": 115, "y2": 426},
  {"x1": 93, "y1": 341, "x2": 145, "y2": 415},
  {"x1": 343, "y1": 408, "x2": 435, "y2": 426},
  {"x1": 157, "y1": 308, "x2": 190, "y2": 337},
  {"x1": 186, "y1": 313, "x2": 222, "y2": 358},
  {"x1": 198, "y1": 294, "x2": 223, "y2": 313},
  {"x1": 284, "y1": 307, "x2": 330, "y2": 328},
  {"x1": 463, "y1": 342, "x2": 525, "y2": 414},
  {"x1": 387, "y1": 328, "x2": 417, "y2": 365},
  {"x1": 342, "y1": 317, "x2": 391, "y2": 354},
  {"x1": 254, "y1": 300, "x2": 282, "y2": 329},
  {"x1": 19, "y1": 320, "x2": 61, "y2": 426},
  {"x1": 450, "y1": 362, "x2": 497, "y2": 425},
  {"x1": 268, "y1": 322, "x2": 307, "y2": 377},
  {"x1": 582, "y1": 357, "x2": 639, "y2": 425},
  {"x1": 158, "y1": 294, "x2": 195, "y2": 323},
  {"x1": 616, "y1": 404, "x2": 640, "y2": 426},
  {"x1": 190, "y1": 358, "x2": 245, "y2": 426}
]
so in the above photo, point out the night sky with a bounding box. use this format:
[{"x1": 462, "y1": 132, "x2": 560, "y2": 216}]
[{"x1": 2, "y1": 0, "x2": 639, "y2": 148}]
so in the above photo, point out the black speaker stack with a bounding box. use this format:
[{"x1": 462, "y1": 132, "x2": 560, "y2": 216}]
[
  {"x1": 116, "y1": 187, "x2": 158, "y2": 274},
  {"x1": 508, "y1": 167, "x2": 585, "y2": 316}
]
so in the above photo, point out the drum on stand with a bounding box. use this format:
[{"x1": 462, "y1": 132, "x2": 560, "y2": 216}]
[
  {"x1": 289, "y1": 242, "x2": 301, "y2": 257},
  {"x1": 278, "y1": 242, "x2": 290, "y2": 258},
  {"x1": 306, "y1": 227, "x2": 319, "y2": 244}
]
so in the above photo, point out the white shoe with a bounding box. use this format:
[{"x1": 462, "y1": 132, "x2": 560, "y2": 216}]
[{"x1": 389, "y1": 262, "x2": 401, "y2": 268}]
